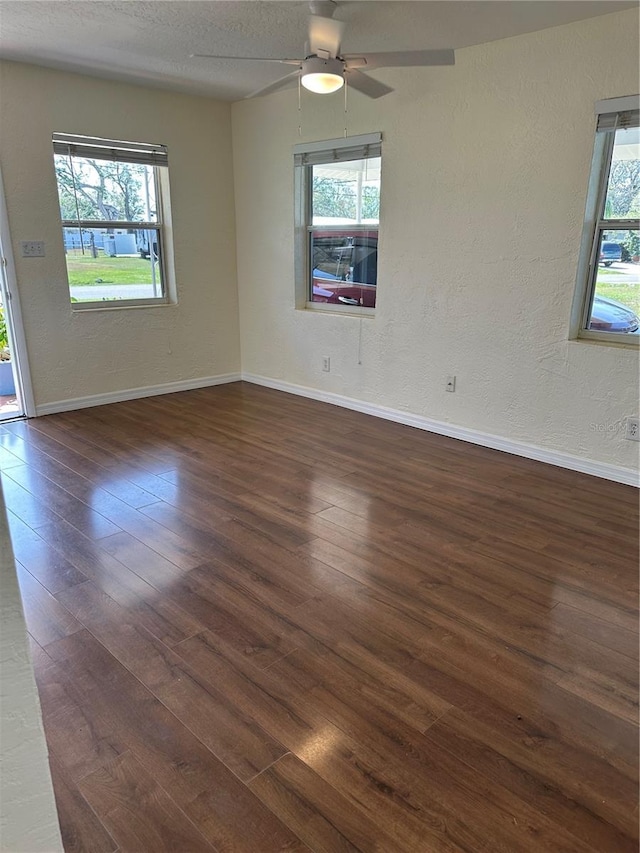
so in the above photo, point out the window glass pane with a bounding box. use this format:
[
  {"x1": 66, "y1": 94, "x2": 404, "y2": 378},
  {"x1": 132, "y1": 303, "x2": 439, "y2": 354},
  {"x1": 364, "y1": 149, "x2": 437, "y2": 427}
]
[
  {"x1": 312, "y1": 157, "x2": 381, "y2": 225},
  {"x1": 603, "y1": 127, "x2": 640, "y2": 220},
  {"x1": 64, "y1": 227, "x2": 163, "y2": 303},
  {"x1": 588, "y1": 229, "x2": 640, "y2": 333},
  {"x1": 54, "y1": 155, "x2": 158, "y2": 222},
  {"x1": 311, "y1": 230, "x2": 377, "y2": 308}
]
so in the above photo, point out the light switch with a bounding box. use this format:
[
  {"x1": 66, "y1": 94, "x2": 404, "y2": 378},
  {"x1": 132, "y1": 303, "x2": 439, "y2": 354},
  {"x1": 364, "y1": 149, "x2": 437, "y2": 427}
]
[{"x1": 21, "y1": 241, "x2": 45, "y2": 257}]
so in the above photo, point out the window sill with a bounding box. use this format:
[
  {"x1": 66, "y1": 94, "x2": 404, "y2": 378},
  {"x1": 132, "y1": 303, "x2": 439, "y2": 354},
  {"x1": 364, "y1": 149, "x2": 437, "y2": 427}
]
[
  {"x1": 570, "y1": 332, "x2": 640, "y2": 348},
  {"x1": 301, "y1": 301, "x2": 375, "y2": 318},
  {"x1": 72, "y1": 298, "x2": 173, "y2": 312}
]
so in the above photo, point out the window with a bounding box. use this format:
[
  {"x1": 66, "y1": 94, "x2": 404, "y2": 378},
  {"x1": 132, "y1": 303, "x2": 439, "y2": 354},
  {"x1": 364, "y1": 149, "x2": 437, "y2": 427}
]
[
  {"x1": 294, "y1": 133, "x2": 381, "y2": 312},
  {"x1": 572, "y1": 96, "x2": 640, "y2": 343},
  {"x1": 52, "y1": 133, "x2": 172, "y2": 309}
]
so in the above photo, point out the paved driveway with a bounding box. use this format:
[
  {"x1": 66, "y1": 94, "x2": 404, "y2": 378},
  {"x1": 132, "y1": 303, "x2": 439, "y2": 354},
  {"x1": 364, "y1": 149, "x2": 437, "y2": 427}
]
[
  {"x1": 604, "y1": 262, "x2": 640, "y2": 283},
  {"x1": 70, "y1": 284, "x2": 159, "y2": 301}
]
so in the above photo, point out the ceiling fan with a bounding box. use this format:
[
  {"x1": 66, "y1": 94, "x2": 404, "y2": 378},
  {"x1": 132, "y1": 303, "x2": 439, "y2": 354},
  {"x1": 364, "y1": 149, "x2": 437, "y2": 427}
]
[{"x1": 192, "y1": 0, "x2": 455, "y2": 99}]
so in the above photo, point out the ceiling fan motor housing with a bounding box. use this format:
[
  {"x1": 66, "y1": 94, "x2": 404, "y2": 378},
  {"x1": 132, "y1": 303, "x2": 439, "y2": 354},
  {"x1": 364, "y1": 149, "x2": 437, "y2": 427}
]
[{"x1": 308, "y1": 0, "x2": 337, "y2": 18}]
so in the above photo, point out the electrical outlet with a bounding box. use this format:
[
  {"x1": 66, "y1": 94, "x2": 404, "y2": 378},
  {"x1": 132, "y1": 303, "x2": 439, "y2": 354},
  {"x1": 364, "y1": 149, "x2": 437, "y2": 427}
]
[
  {"x1": 322, "y1": 356, "x2": 330, "y2": 373},
  {"x1": 446, "y1": 375, "x2": 456, "y2": 393},
  {"x1": 626, "y1": 417, "x2": 640, "y2": 441},
  {"x1": 21, "y1": 241, "x2": 45, "y2": 258}
]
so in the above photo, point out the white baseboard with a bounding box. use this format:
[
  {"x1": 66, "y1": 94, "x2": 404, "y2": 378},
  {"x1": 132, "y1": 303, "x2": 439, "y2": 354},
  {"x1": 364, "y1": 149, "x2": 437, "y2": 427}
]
[
  {"x1": 32, "y1": 370, "x2": 639, "y2": 486},
  {"x1": 242, "y1": 373, "x2": 640, "y2": 487},
  {"x1": 35, "y1": 372, "x2": 242, "y2": 417}
]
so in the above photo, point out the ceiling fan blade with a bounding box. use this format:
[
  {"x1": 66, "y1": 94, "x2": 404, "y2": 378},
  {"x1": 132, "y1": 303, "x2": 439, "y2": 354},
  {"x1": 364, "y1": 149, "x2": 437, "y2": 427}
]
[
  {"x1": 191, "y1": 54, "x2": 301, "y2": 65},
  {"x1": 308, "y1": 14, "x2": 345, "y2": 58},
  {"x1": 344, "y1": 49, "x2": 455, "y2": 70},
  {"x1": 245, "y1": 70, "x2": 300, "y2": 99},
  {"x1": 345, "y1": 68, "x2": 394, "y2": 99},
  {"x1": 342, "y1": 56, "x2": 367, "y2": 69}
]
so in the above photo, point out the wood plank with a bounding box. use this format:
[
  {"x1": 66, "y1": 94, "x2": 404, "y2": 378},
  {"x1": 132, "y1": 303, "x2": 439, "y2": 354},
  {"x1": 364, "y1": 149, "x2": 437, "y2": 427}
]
[
  {"x1": 54, "y1": 582, "x2": 289, "y2": 780},
  {"x1": 43, "y1": 630, "x2": 304, "y2": 850},
  {"x1": 141, "y1": 502, "x2": 331, "y2": 608},
  {"x1": 7, "y1": 513, "x2": 87, "y2": 594},
  {"x1": 28, "y1": 637, "x2": 126, "y2": 782},
  {"x1": 249, "y1": 753, "x2": 398, "y2": 852},
  {"x1": 158, "y1": 467, "x2": 318, "y2": 551},
  {"x1": 0, "y1": 442, "x2": 22, "y2": 469},
  {"x1": 16, "y1": 564, "x2": 82, "y2": 647},
  {"x1": 1, "y1": 422, "x2": 159, "y2": 509},
  {"x1": 5, "y1": 457, "x2": 202, "y2": 566},
  {"x1": 4, "y1": 464, "x2": 121, "y2": 540},
  {"x1": 550, "y1": 583, "x2": 638, "y2": 633},
  {"x1": 35, "y1": 519, "x2": 202, "y2": 646},
  {"x1": 426, "y1": 710, "x2": 637, "y2": 853},
  {"x1": 26, "y1": 416, "x2": 176, "y2": 488},
  {"x1": 98, "y1": 531, "x2": 186, "y2": 589},
  {"x1": 84, "y1": 496, "x2": 205, "y2": 569},
  {"x1": 550, "y1": 601, "x2": 638, "y2": 661},
  {"x1": 174, "y1": 625, "x2": 450, "y2": 760},
  {"x1": 78, "y1": 752, "x2": 217, "y2": 852},
  {"x1": 2, "y1": 473, "x2": 63, "y2": 529},
  {"x1": 172, "y1": 631, "x2": 329, "y2": 753},
  {"x1": 471, "y1": 535, "x2": 635, "y2": 610},
  {"x1": 183, "y1": 771, "x2": 310, "y2": 853},
  {"x1": 167, "y1": 570, "x2": 300, "y2": 669},
  {"x1": 49, "y1": 756, "x2": 119, "y2": 853},
  {"x1": 422, "y1": 707, "x2": 638, "y2": 853},
  {"x1": 253, "y1": 637, "x2": 634, "y2": 849},
  {"x1": 277, "y1": 561, "x2": 638, "y2": 797}
]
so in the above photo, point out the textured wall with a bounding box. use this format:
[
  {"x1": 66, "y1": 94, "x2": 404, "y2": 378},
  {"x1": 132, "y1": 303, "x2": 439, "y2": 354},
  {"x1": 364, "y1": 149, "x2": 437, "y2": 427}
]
[
  {"x1": 0, "y1": 61, "x2": 240, "y2": 407},
  {"x1": 232, "y1": 9, "x2": 640, "y2": 471},
  {"x1": 0, "y1": 482, "x2": 63, "y2": 852}
]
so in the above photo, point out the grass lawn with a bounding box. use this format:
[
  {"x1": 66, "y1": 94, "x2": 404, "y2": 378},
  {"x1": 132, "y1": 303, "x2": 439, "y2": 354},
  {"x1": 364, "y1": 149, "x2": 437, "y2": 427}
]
[
  {"x1": 65, "y1": 251, "x2": 157, "y2": 286},
  {"x1": 595, "y1": 266, "x2": 640, "y2": 315}
]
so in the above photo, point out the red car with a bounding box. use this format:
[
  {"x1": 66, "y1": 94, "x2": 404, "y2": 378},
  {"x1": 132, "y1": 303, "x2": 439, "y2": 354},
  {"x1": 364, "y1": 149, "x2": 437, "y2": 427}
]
[{"x1": 312, "y1": 231, "x2": 377, "y2": 308}]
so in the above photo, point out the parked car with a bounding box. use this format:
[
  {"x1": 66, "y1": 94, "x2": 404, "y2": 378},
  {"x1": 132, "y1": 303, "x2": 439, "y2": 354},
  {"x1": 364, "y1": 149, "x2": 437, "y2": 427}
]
[
  {"x1": 313, "y1": 270, "x2": 377, "y2": 308},
  {"x1": 312, "y1": 232, "x2": 378, "y2": 307},
  {"x1": 590, "y1": 295, "x2": 639, "y2": 333},
  {"x1": 599, "y1": 241, "x2": 622, "y2": 266}
]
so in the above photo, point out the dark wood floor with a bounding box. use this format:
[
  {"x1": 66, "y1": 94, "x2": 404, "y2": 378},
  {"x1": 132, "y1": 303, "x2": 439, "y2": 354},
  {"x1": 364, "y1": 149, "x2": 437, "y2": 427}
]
[{"x1": 1, "y1": 382, "x2": 638, "y2": 852}]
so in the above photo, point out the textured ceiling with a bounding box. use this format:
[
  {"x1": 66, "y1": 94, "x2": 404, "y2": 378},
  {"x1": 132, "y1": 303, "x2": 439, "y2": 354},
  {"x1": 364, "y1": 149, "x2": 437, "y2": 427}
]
[{"x1": 0, "y1": 1, "x2": 635, "y2": 101}]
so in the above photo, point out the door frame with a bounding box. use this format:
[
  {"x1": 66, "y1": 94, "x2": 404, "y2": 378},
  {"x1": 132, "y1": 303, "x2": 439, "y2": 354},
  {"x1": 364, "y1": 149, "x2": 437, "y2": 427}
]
[{"x1": 0, "y1": 163, "x2": 36, "y2": 418}]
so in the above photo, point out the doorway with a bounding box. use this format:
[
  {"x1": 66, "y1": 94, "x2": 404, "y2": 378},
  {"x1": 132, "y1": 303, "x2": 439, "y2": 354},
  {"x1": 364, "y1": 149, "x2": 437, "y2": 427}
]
[
  {"x1": 0, "y1": 285, "x2": 21, "y2": 419},
  {"x1": 0, "y1": 164, "x2": 35, "y2": 420}
]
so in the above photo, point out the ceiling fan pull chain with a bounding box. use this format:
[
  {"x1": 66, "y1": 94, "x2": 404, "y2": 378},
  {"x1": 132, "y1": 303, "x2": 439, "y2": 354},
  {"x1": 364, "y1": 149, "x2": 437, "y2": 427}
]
[
  {"x1": 298, "y1": 73, "x2": 302, "y2": 137},
  {"x1": 344, "y1": 75, "x2": 348, "y2": 138}
]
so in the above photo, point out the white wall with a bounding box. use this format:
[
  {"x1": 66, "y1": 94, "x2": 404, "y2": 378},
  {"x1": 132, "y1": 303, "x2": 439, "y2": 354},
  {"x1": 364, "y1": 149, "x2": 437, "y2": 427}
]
[
  {"x1": 0, "y1": 61, "x2": 240, "y2": 408},
  {"x1": 0, "y1": 482, "x2": 63, "y2": 852},
  {"x1": 232, "y1": 9, "x2": 640, "y2": 472}
]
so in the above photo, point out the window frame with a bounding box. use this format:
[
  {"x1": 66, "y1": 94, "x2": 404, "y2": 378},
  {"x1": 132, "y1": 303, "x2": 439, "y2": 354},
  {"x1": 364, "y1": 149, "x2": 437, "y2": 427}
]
[
  {"x1": 570, "y1": 96, "x2": 640, "y2": 345},
  {"x1": 52, "y1": 134, "x2": 172, "y2": 311},
  {"x1": 294, "y1": 133, "x2": 381, "y2": 315}
]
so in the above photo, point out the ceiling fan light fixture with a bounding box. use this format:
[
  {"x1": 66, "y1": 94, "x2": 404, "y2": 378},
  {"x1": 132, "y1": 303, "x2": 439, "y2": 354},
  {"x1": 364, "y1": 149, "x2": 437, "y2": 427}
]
[{"x1": 300, "y1": 55, "x2": 344, "y2": 94}]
